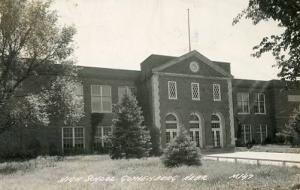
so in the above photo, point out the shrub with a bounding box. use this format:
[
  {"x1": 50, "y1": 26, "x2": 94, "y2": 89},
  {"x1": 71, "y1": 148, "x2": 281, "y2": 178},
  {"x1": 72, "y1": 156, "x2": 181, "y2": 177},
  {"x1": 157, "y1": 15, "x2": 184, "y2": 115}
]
[
  {"x1": 27, "y1": 138, "x2": 41, "y2": 158},
  {"x1": 246, "y1": 140, "x2": 255, "y2": 149},
  {"x1": 49, "y1": 143, "x2": 60, "y2": 156},
  {"x1": 161, "y1": 127, "x2": 201, "y2": 167}
]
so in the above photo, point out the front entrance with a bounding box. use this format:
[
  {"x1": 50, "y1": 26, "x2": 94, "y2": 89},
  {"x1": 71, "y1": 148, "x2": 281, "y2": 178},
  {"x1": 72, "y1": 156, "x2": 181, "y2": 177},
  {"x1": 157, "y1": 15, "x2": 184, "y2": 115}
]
[
  {"x1": 189, "y1": 113, "x2": 202, "y2": 147},
  {"x1": 211, "y1": 129, "x2": 221, "y2": 147},
  {"x1": 211, "y1": 114, "x2": 222, "y2": 148}
]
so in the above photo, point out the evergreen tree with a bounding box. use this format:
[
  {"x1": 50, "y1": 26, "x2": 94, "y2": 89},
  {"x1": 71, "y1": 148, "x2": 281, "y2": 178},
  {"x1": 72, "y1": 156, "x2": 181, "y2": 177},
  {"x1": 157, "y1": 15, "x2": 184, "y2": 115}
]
[
  {"x1": 109, "y1": 94, "x2": 151, "y2": 159},
  {"x1": 162, "y1": 127, "x2": 201, "y2": 167}
]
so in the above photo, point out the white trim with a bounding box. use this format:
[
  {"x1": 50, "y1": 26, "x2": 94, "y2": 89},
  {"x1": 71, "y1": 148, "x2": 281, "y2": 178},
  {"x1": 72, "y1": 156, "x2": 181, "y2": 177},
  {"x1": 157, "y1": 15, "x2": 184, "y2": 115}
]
[
  {"x1": 213, "y1": 84, "x2": 221, "y2": 101},
  {"x1": 211, "y1": 113, "x2": 223, "y2": 147},
  {"x1": 168, "y1": 81, "x2": 177, "y2": 100},
  {"x1": 237, "y1": 92, "x2": 250, "y2": 114},
  {"x1": 62, "y1": 127, "x2": 85, "y2": 153},
  {"x1": 151, "y1": 74, "x2": 161, "y2": 130},
  {"x1": 91, "y1": 85, "x2": 112, "y2": 113},
  {"x1": 227, "y1": 79, "x2": 235, "y2": 145},
  {"x1": 118, "y1": 86, "x2": 133, "y2": 102},
  {"x1": 254, "y1": 93, "x2": 266, "y2": 114},
  {"x1": 152, "y1": 50, "x2": 232, "y2": 77},
  {"x1": 189, "y1": 113, "x2": 203, "y2": 147},
  {"x1": 153, "y1": 71, "x2": 231, "y2": 80},
  {"x1": 95, "y1": 125, "x2": 112, "y2": 147},
  {"x1": 242, "y1": 124, "x2": 252, "y2": 144},
  {"x1": 260, "y1": 125, "x2": 263, "y2": 143},
  {"x1": 165, "y1": 113, "x2": 179, "y2": 144},
  {"x1": 191, "y1": 82, "x2": 200, "y2": 101}
]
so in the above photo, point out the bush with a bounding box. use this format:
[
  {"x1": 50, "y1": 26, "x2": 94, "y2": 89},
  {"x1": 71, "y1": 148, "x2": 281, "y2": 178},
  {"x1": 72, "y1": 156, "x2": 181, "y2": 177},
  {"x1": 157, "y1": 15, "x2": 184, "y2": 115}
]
[
  {"x1": 27, "y1": 138, "x2": 41, "y2": 157},
  {"x1": 49, "y1": 143, "x2": 60, "y2": 156},
  {"x1": 161, "y1": 127, "x2": 201, "y2": 167}
]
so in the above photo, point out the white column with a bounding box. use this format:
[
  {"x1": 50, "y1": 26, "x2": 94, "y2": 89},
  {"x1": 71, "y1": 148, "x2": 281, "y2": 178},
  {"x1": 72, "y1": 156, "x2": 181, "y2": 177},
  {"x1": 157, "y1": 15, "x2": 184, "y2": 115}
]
[
  {"x1": 227, "y1": 79, "x2": 236, "y2": 146},
  {"x1": 151, "y1": 74, "x2": 161, "y2": 129}
]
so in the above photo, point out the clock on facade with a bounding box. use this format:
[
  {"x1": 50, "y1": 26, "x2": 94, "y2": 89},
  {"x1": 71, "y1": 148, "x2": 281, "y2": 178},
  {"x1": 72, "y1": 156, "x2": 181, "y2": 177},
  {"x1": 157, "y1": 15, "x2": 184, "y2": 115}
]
[{"x1": 189, "y1": 61, "x2": 199, "y2": 73}]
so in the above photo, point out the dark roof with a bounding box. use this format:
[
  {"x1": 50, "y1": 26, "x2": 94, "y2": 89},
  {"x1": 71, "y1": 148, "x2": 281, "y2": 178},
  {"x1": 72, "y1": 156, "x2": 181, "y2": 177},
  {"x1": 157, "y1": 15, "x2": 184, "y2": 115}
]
[
  {"x1": 78, "y1": 66, "x2": 140, "y2": 80},
  {"x1": 233, "y1": 78, "x2": 272, "y2": 89},
  {"x1": 212, "y1": 61, "x2": 231, "y2": 74},
  {"x1": 140, "y1": 54, "x2": 176, "y2": 70}
]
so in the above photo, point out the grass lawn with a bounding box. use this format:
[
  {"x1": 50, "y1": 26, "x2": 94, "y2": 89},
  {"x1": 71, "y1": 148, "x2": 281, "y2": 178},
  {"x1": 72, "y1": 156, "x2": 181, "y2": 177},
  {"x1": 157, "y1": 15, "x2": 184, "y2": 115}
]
[{"x1": 1, "y1": 155, "x2": 300, "y2": 190}]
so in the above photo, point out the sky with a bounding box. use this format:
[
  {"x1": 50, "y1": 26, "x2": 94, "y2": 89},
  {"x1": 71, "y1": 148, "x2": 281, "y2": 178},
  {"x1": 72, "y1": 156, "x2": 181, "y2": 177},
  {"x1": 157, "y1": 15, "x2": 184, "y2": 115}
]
[{"x1": 52, "y1": 0, "x2": 283, "y2": 80}]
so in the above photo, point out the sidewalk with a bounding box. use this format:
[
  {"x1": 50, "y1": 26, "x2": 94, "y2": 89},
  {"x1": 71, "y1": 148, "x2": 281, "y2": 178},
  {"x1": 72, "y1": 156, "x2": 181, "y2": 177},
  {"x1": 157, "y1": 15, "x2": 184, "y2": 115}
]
[{"x1": 203, "y1": 151, "x2": 300, "y2": 167}]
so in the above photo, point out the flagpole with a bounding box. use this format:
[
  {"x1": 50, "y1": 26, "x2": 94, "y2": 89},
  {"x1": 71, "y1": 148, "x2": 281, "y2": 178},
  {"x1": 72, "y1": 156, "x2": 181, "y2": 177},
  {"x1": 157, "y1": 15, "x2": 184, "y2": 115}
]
[{"x1": 187, "y1": 8, "x2": 191, "y2": 52}]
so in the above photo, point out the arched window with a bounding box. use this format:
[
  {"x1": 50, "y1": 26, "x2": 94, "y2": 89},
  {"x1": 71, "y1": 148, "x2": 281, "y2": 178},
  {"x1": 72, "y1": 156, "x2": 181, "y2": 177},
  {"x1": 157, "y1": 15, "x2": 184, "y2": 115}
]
[
  {"x1": 165, "y1": 113, "x2": 178, "y2": 144},
  {"x1": 189, "y1": 113, "x2": 201, "y2": 147},
  {"x1": 211, "y1": 114, "x2": 221, "y2": 147}
]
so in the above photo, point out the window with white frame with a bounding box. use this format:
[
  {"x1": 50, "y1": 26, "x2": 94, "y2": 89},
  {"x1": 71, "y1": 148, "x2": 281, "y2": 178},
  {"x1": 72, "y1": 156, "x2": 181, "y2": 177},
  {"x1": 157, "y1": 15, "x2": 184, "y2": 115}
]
[
  {"x1": 94, "y1": 126, "x2": 112, "y2": 150},
  {"x1": 241, "y1": 124, "x2": 252, "y2": 144},
  {"x1": 75, "y1": 83, "x2": 84, "y2": 112},
  {"x1": 211, "y1": 114, "x2": 222, "y2": 147},
  {"x1": 118, "y1": 86, "x2": 135, "y2": 102},
  {"x1": 62, "y1": 127, "x2": 85, "y2": 152},
  {"x1": 256, "y1": 124, "x2": 268, "y2": 143},
  {"x1": 191, "y1": 83, "x2": 200, "y2": 100},
  {"x1": 213, "y1": 84, "x2": 221, "y2": 101},
  {"x1": 189, "y1": 113, "x2": 201, "y2": 147},
  {"x1": 168, "y1": 81, "x2": 177, "y2": 100},
  {"x1": 165, "y1": 113, "x2": 178, "y2": 143},
  {"x1": 254, "y1": 93, "x2": 266, "y2": 114},
  {"x1": 237, "y1": 93, "x2": 250, "y2": 114},
  {"x1": 91, "y1": 85, "x2": 112, "y2": 113}
]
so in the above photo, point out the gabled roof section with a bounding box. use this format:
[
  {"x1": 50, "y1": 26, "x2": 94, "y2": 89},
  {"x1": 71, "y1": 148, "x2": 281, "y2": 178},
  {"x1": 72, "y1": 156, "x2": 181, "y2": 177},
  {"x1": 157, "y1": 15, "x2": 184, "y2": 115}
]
[{"x1": 152, "y1": 50, "x2": 232, "y2": 77}]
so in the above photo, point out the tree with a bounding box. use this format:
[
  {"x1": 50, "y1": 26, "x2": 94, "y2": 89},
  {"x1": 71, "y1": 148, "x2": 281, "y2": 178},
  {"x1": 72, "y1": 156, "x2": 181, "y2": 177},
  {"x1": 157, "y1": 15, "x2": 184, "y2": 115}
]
[
  {"x1": 161, "y1": 127, "x2": 201, "y2": 167},
  {"x1": 109, "y1": 94, "x2": 151, "y2": 159},
  {"x1": 0, "y1": 0, "x2": 83, "y2": 133},
  {"x1": 277, "y1": 108, "x2": 300, "y2": 145},
  {"x1": 233, "y1": 1, "x2": 300, "y2": 83}
]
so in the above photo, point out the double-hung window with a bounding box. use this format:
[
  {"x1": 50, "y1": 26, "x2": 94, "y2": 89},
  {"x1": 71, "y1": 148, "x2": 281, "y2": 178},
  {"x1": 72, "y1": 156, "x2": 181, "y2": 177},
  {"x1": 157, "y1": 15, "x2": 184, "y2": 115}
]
[
  {"x1": 237, "y1": 93, "x2": 250, "y2": 114},
  {"x1": 168, "y1": 81, "x2": 177, "y2": 100},
  {"x1": 213, "y1": 84, "x2": 221, "y2": 101},
  {"x1": 256, "y1": 124, "x2": 268, "y2": 143},
  {"x1": 94, "y1": 126, "x2": 112, "y2": 150},
  {"x1": 62, "y1": 127, "x2": 85, "y2": 152},
  {"x1": 254, "y1": 93, "x2": 266, "y2": 114},
  {"x1": 75, "y1": 83, "x2": 84, "y2": 112},
  {"x1": 241, "y1": 124, "x2": 252, "y2": 144},
  {"x1": 91, "y1": 85, "x2": 112, "y2": 113},
  {"x1": 118, "y1": 86, "x2": 135, "y2": 102},
  {"x1": 191, "y1": 83, "x2": 200, "y2": 100}
]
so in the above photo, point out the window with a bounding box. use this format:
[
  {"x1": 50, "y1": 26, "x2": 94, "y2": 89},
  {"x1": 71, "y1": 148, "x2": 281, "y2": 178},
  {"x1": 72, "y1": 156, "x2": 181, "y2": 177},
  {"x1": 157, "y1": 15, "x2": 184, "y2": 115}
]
[
  {"x1": 254, "y1": 93, "x2": 266, "y2": 114},
  {"x1": 91, "y1": 85, "x2": 112, "y2": 113},
  {"x1": 241, "y1": 124, "x2": 252, "y2": 144},
  {"x1": 94, "y1": 126, "x2": 112, "y2": 151},
  {"x1": 165, "y1": 114, "x2": 178, "y2": 143},
  {"x1": 237, "y1": 93, "x2": 250, "y2": 114},
  {"x1": 213, "y1": 84, "x2": 221, "y2": 101},
  {"x1": 75, "y1": 83, "x2": 84, "y2": 112},
  {"x1": 168, "y1": 81, "x2": 177, "y2": 100},
  {"x1": 191, "y1": 83, "x2": 200, "y2": 100},
  {"x1": 256, "y1": 124, "x2": 268, "y2": 143},
  {"x1": 211, "y1": 114, "x2": 222, "y2": 147},
  {"x1": 118, "y1": 86, "x2": 135, "y2": 102},
  {"x1": 189, "y1": 113, "x2": 201, "y2": 147},
  {"x1": 62, "y1": 127, "x2": 85, "y2": 152}
]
